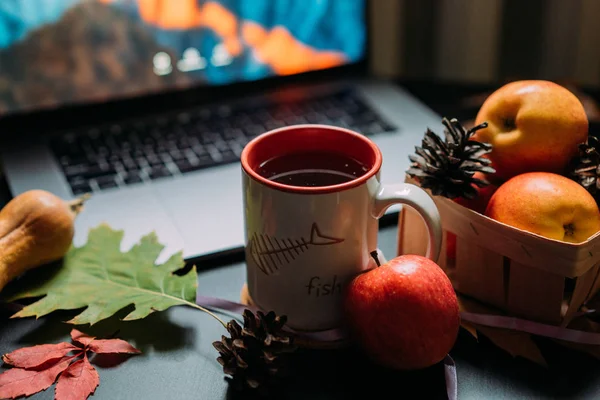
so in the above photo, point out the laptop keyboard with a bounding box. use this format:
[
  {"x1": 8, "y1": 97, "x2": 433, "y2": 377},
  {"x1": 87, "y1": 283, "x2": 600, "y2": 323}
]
[{"x1": 49, "y1": 89, "x2": 398, "y2": 196}]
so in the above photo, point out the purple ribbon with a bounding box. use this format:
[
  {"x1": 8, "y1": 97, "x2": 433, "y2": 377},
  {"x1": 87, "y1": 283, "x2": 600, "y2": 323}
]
[
  {"x1": 196, "y1": 294, "x2": 257, "y2": 316},
  {"x1": 196, "y1": 293, "x2": 458, "y2": 400},
  {"x1": 444, "y1": 355, "x2": 457, "y2": 400},
  {"x1": 196, "y1": 294, "x2": 348, "y2": 342},
  {"x1": 460, "y1": 311, "x2": 600, "y2": 345}
]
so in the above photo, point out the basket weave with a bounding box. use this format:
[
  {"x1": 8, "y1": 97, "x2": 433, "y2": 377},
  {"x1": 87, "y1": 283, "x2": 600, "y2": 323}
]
[{"x1": 398, "y1": 176, "x2": 600, "y2": 326}]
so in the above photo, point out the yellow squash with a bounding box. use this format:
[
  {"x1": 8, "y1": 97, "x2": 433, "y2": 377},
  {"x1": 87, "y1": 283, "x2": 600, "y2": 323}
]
[{"x1": 0, "y1": 190, "x2": 88, "y2": 292}]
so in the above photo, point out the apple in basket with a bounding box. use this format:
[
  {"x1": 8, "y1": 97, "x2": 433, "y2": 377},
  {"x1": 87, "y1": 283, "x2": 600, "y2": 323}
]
[
  {"x1": 485, "y1": 172, "x2": 600, "y2": 243},
  {"x1": 343, "y1": 254, "x2": 460, "y2": 370},
  {"x1": 472, "y1": 80, "x2": 588, "y2": 181}
]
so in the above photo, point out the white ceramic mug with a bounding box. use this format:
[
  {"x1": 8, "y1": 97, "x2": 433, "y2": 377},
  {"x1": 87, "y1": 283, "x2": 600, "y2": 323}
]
[{"x1": 241, "y1": 124, "x2": 442, "y2": 331}]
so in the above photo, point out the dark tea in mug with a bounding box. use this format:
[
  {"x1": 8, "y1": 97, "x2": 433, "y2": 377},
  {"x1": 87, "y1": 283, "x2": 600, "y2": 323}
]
[{"x1": 257, "y1": 151, "x2": 369, "y2": 187}]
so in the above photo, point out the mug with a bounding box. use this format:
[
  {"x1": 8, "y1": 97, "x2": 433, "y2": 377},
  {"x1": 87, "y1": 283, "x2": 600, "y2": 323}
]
[{"x1": 240, "y1": 124, "x2": 442, "y2": 331}]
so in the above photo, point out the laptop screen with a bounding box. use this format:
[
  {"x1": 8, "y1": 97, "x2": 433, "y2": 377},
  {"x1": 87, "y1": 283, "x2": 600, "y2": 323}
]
[{"x1": 0, "y1": 0, "x2": 367, "y2": 116}]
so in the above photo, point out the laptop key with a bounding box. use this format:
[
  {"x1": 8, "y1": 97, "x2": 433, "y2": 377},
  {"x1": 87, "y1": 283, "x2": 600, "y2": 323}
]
[
  {"x1": 136, "y1": 157, "x2": 149, "y2": 168},
  {"x1": 264, "y1": 120, "x2": 285, "y2": 131},
  {"x1": 131, "y1": 149, "x2": 144, "y2": 158},
  {"x1": 235, "y1": 137, "x2": 250, "y2": 147},
  {"x1": 60, "y1": 155, "x2": 87, "y2": 167},
  {"x1": 192, "y1": 153, "x2": 215, "y2": 167},
  {"x1": 223, "y1": 128, "x2": 244, "y2": 140},
  {"x1": 357, "y1": 123, "x2": 384, "y2": 136},
  {"x1": 175, "y1": 159, "x2": 195, "y2": 173},
  {"x1": 326, "y1": 108, "x2": 347, "y2": 120},
  {"x1": 205, "y1": 145, "x2": 222, "y2": 162},
  {"x1": 123, "y1": 172, "x2": 143, "y2": 185},
  {"x1": 283, "y1": 116, "x2": 307, "y2": 125},
  {"x1": 213, "y1": 140, "x2": 229, "y2": 152},
  {"x1": 352, "y1": 111, "x2": 379, "y2": 125},
  {"x1": 169, "y1": 150, "x2": 186, "y2": 160},
  {"x1": 244, "y1": 124, "x2": 265, "y2": 137},
  {"x1": 219, "y1": 149, "x2": 239, "y2": 163},
  {"x1": 197, "y1": 153, "x2": 215, "y2": 166},
  {"x1": 148, "y1": 166, "x2": 172, "y2": 180},
  {"x1": 122, "y1": 157, "x2": 137, "y2": 170},
  {"x1": 191, "y1": 144, "x2": 207, "y2": 156},
  {"x1": 228, "y1": 141, "x2": 244, "y2": 156},
  {"x1": 70, "y1": 181, "x2": 92, "y2": 195},
  {"x1": 64, "y1": 164, "x2": 89, "y2": 177},
  {"x1": 305, "y1": 112, "x2": 328, "y2": 124},
  {"x1": 146, "y1": 155, "x2": 163, "y2": 166},
  {"x1": 175, "y1": 158, "x2": 212, "y2": 174},
  {"x1": 96, "y1": 176, "x2": 118, "y2": 190}
]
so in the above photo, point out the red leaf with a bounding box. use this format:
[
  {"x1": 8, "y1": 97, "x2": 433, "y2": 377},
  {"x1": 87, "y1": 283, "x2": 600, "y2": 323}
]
[
  {"x1": 55, "y1": 356, "x2": 99, "y2": 400},
  {"x1": 88, "y1": 339, "x2": 141, "y2": 355},
  {"x1": 70, "y1": 329, "x2": 95, "y2": 348},
  {"x1": 2, "y1": 343, "x2": 79, "y2": 369},
  {"x1": 0, "y1": 330, "x2": 139, "y2": 400},
  {"x1": 0, "y1": 356, "x2": 74, "y2": 399}
]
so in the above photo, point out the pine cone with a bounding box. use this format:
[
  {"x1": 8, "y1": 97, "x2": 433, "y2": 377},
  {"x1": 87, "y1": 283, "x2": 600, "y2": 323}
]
[
  {"x1": 568, "y1": 135, "x2": 600, "y2": 203},
  {"x1": 213, "y1": 309, "x2": 296, "y2": 394},
  {"x1": 407, "y1": 117, "x2": 496, "y2": 199}
]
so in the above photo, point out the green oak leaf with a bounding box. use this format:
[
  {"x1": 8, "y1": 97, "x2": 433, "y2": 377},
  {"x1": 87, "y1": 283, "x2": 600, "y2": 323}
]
[{"x1": 3, "y1": 224, "x2": 197, "y2": 325}]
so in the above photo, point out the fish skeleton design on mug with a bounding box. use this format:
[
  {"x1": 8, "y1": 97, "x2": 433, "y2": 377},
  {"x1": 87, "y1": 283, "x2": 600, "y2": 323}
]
[{"x1": 248, "y1": 223, "x2": 344, "y2": 275}]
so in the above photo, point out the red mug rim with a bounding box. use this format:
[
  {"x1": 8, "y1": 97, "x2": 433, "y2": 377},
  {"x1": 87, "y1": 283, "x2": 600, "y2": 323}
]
[{"x1": 241, "y1": 124, "x2": 383, "y2": 194}]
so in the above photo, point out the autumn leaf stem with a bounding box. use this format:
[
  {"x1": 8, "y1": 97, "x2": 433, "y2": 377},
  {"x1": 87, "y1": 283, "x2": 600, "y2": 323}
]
[
  {"x1": 182, "y1": 300, "x2": 227, "y2": 328},
  {"x1": 67, "y1": 352, "x2": 84, "y2": 362}
]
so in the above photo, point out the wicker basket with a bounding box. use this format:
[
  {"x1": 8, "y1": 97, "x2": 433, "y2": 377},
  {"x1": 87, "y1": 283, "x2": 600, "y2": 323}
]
[{"x1": 397, "y1": 176, "x2": 600, "y2": 327}]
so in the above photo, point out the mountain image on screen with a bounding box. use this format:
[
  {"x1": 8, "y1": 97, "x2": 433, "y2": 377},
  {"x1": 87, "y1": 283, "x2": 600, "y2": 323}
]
[
  {"x1": 0, "y1": 0, "x2": 366, "y2": 114},
  {"x1": 0, "y1": 2, "x2": 192, "y2": 113}
]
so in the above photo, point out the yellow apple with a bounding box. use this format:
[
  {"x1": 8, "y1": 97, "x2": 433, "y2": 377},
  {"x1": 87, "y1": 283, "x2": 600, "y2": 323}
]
[
  {"x1": 473, "y1": 80, "x2": 588, "y2": 181},
  {"x1": 485, "y1": 172, "x2": 600, "y2": 243}
]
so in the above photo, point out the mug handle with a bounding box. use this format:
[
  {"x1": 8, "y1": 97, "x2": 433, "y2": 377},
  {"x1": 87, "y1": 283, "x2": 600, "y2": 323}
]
[{"x1": 372, "y1": 183, "x2": 442, "y2": 262}]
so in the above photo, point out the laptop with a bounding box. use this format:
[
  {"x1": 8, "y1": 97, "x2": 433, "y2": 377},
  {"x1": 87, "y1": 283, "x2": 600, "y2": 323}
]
[{"x1": 0, "y1": 0, "x2": 442, "y2": 265}]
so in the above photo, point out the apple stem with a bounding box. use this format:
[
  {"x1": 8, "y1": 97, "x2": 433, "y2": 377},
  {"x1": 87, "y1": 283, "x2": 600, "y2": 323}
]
[{"x1": 370, "y1": 250, "x2": 382, "y2": 267}]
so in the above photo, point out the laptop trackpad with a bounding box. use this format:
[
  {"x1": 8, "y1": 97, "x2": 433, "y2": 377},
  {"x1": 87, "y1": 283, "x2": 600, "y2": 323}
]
[
  {"x1": 72, "y1": 186, "x2": 185, "y2": 264},
  {"x1": 153, "y1": 169, "x2": 246, "y2": 260}
]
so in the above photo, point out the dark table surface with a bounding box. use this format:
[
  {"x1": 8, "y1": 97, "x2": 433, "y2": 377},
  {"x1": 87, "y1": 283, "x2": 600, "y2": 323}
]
[{"x1": 2, "y1": 80, "x2": 600, "y2": 400}]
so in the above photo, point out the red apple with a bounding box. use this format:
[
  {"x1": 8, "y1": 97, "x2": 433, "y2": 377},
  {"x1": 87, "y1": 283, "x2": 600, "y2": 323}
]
[
  {"x1": 453, "y1": 172, "x2": 500, "y2": 214},
  {"x1": 485, "y1": 172, "x2": 600, "y2": 243},
  {"x1": 473, "y1": 80, "x2": 588, "y2": 181},
  {"x1": 343, "y1": 254, "x2": 460, "y2": 370}
]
